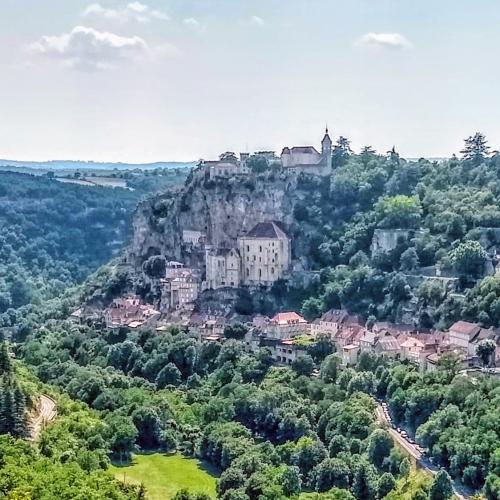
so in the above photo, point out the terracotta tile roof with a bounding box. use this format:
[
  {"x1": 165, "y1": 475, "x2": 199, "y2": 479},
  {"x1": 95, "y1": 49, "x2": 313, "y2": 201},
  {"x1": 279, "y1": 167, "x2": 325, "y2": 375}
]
[
  {"x1": 271, "y1": 312, "x2": 307, "y2": 326},
  {"x1": 400, "y1": 336, "x2": 425, "y2": 349},
  {"x1": 450, "y1": 321, "x2": 481, "y2": 339}
]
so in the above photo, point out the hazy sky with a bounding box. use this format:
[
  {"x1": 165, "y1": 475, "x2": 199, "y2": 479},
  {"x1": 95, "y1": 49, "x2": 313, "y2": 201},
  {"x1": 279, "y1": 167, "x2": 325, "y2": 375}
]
[{"x1": 1, "y1": 0, "x2": 499, "y2": 162}]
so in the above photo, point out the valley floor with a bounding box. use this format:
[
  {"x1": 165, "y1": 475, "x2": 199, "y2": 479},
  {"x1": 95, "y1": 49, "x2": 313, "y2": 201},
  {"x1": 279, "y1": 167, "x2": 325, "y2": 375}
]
[{"x1": 110, "y1": 452, "x2": 219, "y2": 499}]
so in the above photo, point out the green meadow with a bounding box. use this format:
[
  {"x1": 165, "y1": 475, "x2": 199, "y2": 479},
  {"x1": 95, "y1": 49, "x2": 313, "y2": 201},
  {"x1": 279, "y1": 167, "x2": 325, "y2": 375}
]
[{"x1": 110, "y1": 453, "x2": 218, "y2": 499}]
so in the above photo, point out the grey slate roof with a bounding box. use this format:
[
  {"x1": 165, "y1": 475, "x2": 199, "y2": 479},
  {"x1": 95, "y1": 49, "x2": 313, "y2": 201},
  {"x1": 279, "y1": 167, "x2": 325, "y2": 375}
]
[{"x1": 244, "y1": 221, "x2": 288, "y2": 239}]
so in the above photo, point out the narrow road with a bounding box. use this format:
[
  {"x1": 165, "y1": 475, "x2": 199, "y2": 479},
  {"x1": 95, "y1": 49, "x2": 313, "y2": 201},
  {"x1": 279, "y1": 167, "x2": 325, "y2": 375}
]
[
  {"x1": 29, "y1": 395, "x2": 57, "y2": 441},
  {"x1": 376, "y1": 402, "x2": 472, "y2": 500}
]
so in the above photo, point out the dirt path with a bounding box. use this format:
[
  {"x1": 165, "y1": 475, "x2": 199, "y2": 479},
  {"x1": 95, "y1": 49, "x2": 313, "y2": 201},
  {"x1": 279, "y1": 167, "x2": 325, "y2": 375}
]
[
  {"x1": 376, "y1": 402, "x2": 472, "y2": 500},
  {"x1": 29, "y1": 395, "x2": 57, "y2": 441}
]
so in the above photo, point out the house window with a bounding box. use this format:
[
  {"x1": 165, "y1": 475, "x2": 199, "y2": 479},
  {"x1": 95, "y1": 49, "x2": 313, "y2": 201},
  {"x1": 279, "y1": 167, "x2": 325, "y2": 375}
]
[
  {"x1": 259, "y1": 246, "x2": 262, "y2": 252},
  {"x1": 271, "y1": 267, "x2": 274, "y2": 274},
  {"x1": 259, "y1": 269, "x2": 262, "y2": 278},
  {"x1": 246, "y1": 268, "x2": 249, "y2": 277},
  {"x1": 247, "y1": 245, "x2": 249, "y2": 252}
]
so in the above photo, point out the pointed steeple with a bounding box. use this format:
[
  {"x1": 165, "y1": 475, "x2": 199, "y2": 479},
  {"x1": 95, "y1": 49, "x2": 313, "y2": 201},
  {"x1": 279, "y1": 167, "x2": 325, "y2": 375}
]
[
  {"x1": 322, "y1": 125, "x2": 332, "y2": 147},
  {"x1": 321, "y1": 125, "x2": 332, "y2": 167}
]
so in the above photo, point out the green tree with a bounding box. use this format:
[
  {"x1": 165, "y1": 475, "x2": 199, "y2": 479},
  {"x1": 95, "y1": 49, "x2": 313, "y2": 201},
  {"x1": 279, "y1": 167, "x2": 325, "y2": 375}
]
[
  {"x1": 375, "y1": 195, "x2": 422, "y2": 229},
  {"x1": 247, "y1": 155, "x2": 269, "y2": 173},
  {"x1": 224, "y1": 323, "x2": 248, "y2": 340},
  {"x1": 377, "y1": 472, "x2": 396, "y2": 498},
  {"x1": 156, "y1": 363, "x2": 182, "y2": 388},
  {"x1": 461, "y1": 132, "x2": 490, "y2": 165},
  {"x1": 320, "y1": 355, "x2": 340, "y2": 383},
  {"x1": 400, "y1": 247, "x2": 420, "y2": 272},
  {"x1": 0, "y1": 342, "x2": 12, "y2": 376},
  {"x1": 292, "y1": 354, "x2": 315, "y2": 377},
  {"x1": 429, "y1": 470, "x2": 453, "y2": 500},
  {"x1": 312, "y1": 458, "x2": 350, "y2": 492},
  {"x1": 142, "y1": 255, "x2": 167, "y2": 278},
  {"x1": 449, "y1": 240, "x2": 487, "y2": 280},
  {"x1": 399, "y1": 457, "x2": 411, "y2": 479},
  {"x1": 476, "y1": 339, "x2": 496, "y2": 367},
  {"x1": 352, "y1": 461, "x2": 378, "y2": 500},
  {"x1": 281, "y1": 466, "x2": 301, "y2": 496},
  {"x1": 106, "y1": 415, "x2": 137, "y2": 463},
  {"x1": 367, "y1": 429, "x2": 393, "y2": 468},
  {"x1": 332, "y1": 137, "x2": 353, "y2": 168}
]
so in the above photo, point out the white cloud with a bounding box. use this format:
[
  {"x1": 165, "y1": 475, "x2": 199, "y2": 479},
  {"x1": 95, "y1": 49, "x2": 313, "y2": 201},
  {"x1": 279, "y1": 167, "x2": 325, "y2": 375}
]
[
  {"x1": 356, "y1": 32, "x2": 413, "y2": 50},
  {"x1": 183, "y1": 17, "x2": 200, "y2": 27},
  {"x1": 249, "y1": 15, "x2": 265, "y2": 27},
  {"x1": 29, "y1": 26, "x2": 153, "y2": 70},
  {"x1": 83, "y1": 2, "x2": 169, "y2": 23}
]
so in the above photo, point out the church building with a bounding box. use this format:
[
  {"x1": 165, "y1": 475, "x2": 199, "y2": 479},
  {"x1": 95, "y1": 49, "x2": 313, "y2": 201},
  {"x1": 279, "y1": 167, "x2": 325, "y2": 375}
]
[
  {"x1": 203, "y1": 221, "x2": 291, "y2": 290},
  {"x1": 280, "y1": 128, "x2": 332, "y2": 175}
]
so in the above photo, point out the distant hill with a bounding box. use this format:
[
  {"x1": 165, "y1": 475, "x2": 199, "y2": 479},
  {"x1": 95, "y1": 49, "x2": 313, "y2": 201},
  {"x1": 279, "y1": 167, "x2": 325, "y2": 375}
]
[{"x1": 0, "y1": 159, "x2": 196, "y2": 171}]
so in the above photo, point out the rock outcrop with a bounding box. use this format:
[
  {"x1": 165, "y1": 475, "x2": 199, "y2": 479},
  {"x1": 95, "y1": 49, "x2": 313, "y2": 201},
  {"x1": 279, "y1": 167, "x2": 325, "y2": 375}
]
[{"x1": 127, "y1": 167, "x2": 324, "y2": 277}]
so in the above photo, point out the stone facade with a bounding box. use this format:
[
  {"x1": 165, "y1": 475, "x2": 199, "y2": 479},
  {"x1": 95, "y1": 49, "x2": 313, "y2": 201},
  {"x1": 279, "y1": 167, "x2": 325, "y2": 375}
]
[
  {"x1": 203, "y1": 221, "x2": 291, "y2": 290},
  {"x1": 202, "y1": 152, "x2": 250, "y2": 179},
  {"x1": 160, "y1": 261, "x2": 200, "y2": 313},
  {"x1": 238, "y1": 221, "x2": 291, "y2": 286},
  {"x1": 182, "y1": 229, "x2": 206, "y2": 247},
  {"x1": 204, "y1": 247, "x2": 241, "y2": 289},
  {"x1": 281, "y1": 128, "x2": 332, "y2": 176},
  {"x1": 265, "y1": 311, "x2": 309, "y2": 340}
]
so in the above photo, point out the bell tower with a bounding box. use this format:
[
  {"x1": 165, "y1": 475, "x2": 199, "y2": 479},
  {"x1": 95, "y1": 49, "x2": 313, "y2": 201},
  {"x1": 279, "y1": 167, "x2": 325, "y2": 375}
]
[{"x1": 321, "y1": 126, "x2": 332, "y2": 167}]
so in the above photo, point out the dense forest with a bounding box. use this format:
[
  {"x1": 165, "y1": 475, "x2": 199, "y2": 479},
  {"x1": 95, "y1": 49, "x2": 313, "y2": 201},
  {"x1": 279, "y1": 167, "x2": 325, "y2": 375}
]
[
  {"x1": 0, "y1": 169, "x2": 187, "y2": 340},
  {"x1": 17, "y1": 318, "x2": 500, "y2": 499},
  {"x1": 279, "y1": 134, "x2": 500, "y2": 330}
]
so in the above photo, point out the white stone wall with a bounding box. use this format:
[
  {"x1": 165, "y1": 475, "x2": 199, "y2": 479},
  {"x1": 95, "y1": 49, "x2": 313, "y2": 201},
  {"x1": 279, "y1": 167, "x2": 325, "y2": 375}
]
[
  {"x1": 182, "y1": 230, "x2": 205, "y2": 246},
  {"x1": 238, "y1": 236, "x2": 290, "y2": 286},
  {"x1": 204, "y1": 248, "x2": 241, "y2": 289}
]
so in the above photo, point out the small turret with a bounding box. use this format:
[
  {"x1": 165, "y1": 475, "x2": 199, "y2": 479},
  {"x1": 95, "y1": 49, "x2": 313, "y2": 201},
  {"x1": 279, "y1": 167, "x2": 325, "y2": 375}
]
[{"x1": 321, "y1": 126, "x2": 332, "y2": 167}]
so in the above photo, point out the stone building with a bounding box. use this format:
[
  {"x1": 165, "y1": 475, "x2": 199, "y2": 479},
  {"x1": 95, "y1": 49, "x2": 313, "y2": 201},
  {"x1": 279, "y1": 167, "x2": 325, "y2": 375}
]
[
  {"x1": 238, "y1": 221, "x2": 291, "y2": 286},
  {"x1": 105, "y1": 295, "x2": 160, "y2": 329},
  {"x1": 204, "y1": 247, "x2": 241, "y2": 289},
  {"x1": 182, "y1": 229, "x2": 206, "y2": 247},
  {"x1": 201, "y1": 152, "x2": 250, "y2": 179},
  {"x1": 265, "y1": 311, "x2": 309, "y2": 340},
  {"x1": 280, "y1": 128, "x2": 332, "y2": 175},
  {"x1": 203, "y1": 221, "x2": 291, "y2": 289},
  {"x1": 160, "y1": 261, "x2": 200, "y2": 313}
]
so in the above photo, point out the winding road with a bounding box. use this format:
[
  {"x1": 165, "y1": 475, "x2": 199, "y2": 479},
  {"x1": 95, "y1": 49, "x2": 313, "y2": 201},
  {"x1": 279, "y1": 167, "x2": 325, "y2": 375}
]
[
  {"x1": 376, "y1": 403, "x2": 472, "y2": 500},
  {"x1": 29, "y1": 395, "x2": 57, "y2": 441}
]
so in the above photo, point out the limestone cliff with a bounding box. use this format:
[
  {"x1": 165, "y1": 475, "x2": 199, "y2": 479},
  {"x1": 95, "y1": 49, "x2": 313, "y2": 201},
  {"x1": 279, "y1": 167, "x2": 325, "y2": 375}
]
[{"x1": 127, "y1": 167, "x2": 324, "y2": 276}]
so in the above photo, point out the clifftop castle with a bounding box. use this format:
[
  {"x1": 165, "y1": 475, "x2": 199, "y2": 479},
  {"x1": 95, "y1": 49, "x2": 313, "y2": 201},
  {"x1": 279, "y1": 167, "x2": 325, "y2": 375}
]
[{"x1": 199, "y1": 127, "x2": 333, "y2": 178}]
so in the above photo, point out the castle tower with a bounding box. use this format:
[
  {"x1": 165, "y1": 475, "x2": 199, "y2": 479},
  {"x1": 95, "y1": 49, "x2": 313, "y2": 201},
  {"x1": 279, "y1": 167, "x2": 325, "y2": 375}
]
[{"x1": 321, "y1": 126, "x2": 332, "y2": 168}]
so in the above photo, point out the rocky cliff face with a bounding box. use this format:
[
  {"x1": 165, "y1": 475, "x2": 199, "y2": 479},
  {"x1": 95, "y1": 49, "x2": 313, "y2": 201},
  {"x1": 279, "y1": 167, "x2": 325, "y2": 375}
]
[{"x1": 127, "y1": 167, "x2": 322, "y2": 275}]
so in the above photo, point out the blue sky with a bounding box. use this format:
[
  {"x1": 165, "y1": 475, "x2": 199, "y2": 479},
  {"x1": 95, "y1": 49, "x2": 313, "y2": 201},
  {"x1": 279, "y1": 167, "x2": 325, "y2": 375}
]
[{"x1": 0, "y1": 0, "x2": 499, "y2": 162}]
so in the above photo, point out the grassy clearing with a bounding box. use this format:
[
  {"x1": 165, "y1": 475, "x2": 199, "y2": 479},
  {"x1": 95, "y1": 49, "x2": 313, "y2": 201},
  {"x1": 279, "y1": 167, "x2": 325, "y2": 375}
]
[{"x1": 110, "y1": 452, "x2": 218, "y2": 500}]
